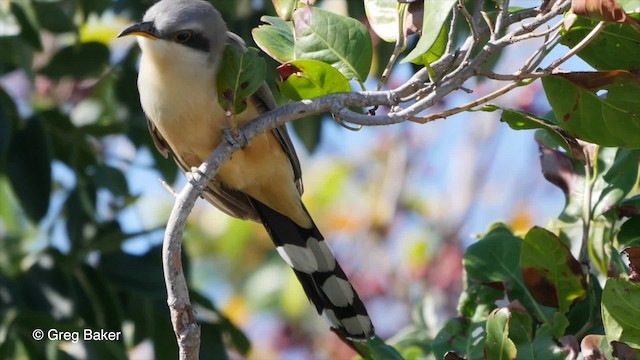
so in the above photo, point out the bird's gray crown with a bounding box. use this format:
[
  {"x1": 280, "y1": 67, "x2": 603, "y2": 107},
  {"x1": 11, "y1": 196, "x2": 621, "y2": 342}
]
[{"x1": 143, "y1": 0, "x2": 228, "y2": 53}]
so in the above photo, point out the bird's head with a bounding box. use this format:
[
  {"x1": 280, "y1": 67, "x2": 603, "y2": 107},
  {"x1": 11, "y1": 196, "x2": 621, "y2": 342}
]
[{"x1": 118, "y1": 0, "x2": 228, "y2": 70}]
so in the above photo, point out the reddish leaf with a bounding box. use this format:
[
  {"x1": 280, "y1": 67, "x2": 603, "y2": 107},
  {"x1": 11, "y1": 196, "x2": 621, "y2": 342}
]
[
  {"x1": 611, "y1": 341, "x2": 638, "y2": 360},
  {"x1": 538, "y1": 144, "x2": 577, "y2": 195},
  {"x1": 571, "y1": 0, "x2": 640, "y2": 29},
  {"x1": 404, "y1": 1, "x2": 423, "y2": 36},
  {"x1": 277, "y1": 63, "x2": 301, "y2": 81},
  {"x1": 560, "y1": 335, "x2": 580, "y2": 359},
  {"x1": 554, "y1": 70, "x2": 640, "y2": 91},
  {"x1": 580, "y1": 334, "x2": 607, "y2": 360},
  {"x1": 444, "y1": 351, "x2": 466, "y2": 360},
  {"x1": 623, "y1": 247, "x2": 640, "y2": 282}
]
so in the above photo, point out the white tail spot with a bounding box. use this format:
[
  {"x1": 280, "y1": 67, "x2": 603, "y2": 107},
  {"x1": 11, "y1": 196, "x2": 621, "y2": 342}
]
[
  {"x1": 276, "y1": 244, "x2": 318, "y2": 274},
  {"x1": 322, "y1": 275, "x2": 355, "y2": 307}
]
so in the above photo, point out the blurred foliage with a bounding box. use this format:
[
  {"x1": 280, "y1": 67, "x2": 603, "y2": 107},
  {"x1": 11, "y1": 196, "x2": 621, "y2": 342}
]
[{"x1": 1, "y1": 0, "x2": 640, "y2": 359}]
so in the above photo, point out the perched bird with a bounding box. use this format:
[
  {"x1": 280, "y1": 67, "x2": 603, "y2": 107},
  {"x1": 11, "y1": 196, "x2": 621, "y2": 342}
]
[{"x1": 119, "y1": 0, "x2": 374, "y2": 339}]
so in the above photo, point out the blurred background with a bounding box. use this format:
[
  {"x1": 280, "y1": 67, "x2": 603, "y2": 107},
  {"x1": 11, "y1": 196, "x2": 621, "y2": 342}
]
[{"x1": 0, "y1": 0, "x2": 577, "y2": 358}]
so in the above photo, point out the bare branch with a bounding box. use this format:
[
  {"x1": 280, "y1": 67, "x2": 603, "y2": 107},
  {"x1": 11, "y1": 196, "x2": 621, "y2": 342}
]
[{"x1": 545, "y1": 21, "x2": 606, "y2": 72}]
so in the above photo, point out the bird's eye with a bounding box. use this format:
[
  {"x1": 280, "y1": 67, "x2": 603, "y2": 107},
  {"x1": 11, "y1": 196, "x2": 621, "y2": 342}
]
[{"x1": 174, "y1": 31, "x2": 192, "y2": 43}]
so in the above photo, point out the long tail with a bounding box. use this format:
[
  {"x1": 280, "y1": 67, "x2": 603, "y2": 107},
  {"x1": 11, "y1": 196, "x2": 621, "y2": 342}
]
[{"x1": 249, "y1": 198, "x2": 374, "y2": 340}]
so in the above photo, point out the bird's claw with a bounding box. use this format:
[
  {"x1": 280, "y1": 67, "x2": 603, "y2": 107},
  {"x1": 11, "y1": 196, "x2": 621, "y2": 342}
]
[
  {"x1": 223, "y1": 128, "x2": 248, "y2": 150},
  {"x1": 186, "y1": 167, "x2": 207, "y2": 192}
]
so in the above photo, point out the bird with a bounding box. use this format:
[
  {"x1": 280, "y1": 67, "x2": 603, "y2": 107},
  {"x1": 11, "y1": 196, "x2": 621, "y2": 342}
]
[{"x1": 118, "y1": 0, "x2": 375, "y2": 340}]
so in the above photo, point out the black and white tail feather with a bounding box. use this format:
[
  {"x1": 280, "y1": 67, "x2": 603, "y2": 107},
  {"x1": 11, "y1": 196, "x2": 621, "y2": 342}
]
[{"x1": 250, "y1": 198, "x2": 374, "y2": 340}]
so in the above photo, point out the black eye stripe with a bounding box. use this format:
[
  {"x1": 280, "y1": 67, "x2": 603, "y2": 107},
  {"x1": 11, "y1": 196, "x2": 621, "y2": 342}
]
[{"x1": 174, "y1": 32, "x2": 209, "y2": 52}]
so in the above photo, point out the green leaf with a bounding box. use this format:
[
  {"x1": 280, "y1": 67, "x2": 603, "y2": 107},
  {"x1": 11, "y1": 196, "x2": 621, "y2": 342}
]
[
  {"x1": 272, "y1": 0, "x2": 298, "y2": 20},
  {"x1": 65, "y1": 184, "x2": 97, "y2": 250},
  {"x1": 277, "y1": 59, "x2": 351, "y2": 101},
  {"x1": 566, "y1": 274, "x2": 603, "y2": 335},
  {"x1": 485, "y1": 308, "x2": 517, "y2": 360},
  {"x1": 619, "y1": 215, "x2": 640, "y2": 246},
  {"x1": 542, "y1": 73, "x2": 640, "y2": 148},
  {"x1": 508, "y1": 310, "x2": 532, "y2": 345},
  {"x1": 0, "y1": 92, "x2": 14, "y2": 172},
  {"x1": 0, "y1": 36, "x2": 34, "y2": 73},
  {"x1": 409, "y1": 21, "x2": 449, "y2": 66},
  {"x1": 216, "y1": 46, "x2": 266, "y2": 115},
  {"x1": 79, "y1": 0, "x2": 111, "y2": 18},
  {"x1": 602, "y1": 277, "x2": 640, "y2": 349},
  {"x1": 499, "y1": 108, "x2": 583, "y2": 159},
  {"x1": 593, "y1": 148, "x2": 640, "y2": 217},
  {"x1": 508, "y1": 311, "x2": 565, "y2": 360},
  {"x1": 364, "y1": 0, "x2": 399, "y2": 42},
  {"x1": 402, "y1": 0, "x2": 456, "y2": 63},
  {"x1": 432, "y1": 317, "x2": 486, "y2": 359},
  {"x1": 560, "y1": 15, "x2": 640, "y2": 71},
  {"x1": 252, "y1": 16, "x2": 295, "y2": 64},
  {"x1": 32, "y1": 1, "x2": 76, "y2": 33},
  {"x1": 520, "y1": 227, "x2": 586, "y2": 313},
  {"x1": 464, "y1": 229, "x2": 551, "y2": 322},
  {"x1": 6, "y1": 117, "x2": 52, "y2": 222},
  {"x1": 73, "y1": 263, "x2": 124, "y2": 331},
  {"x1": 291, "y1": 115, "x2": 322, "y2": 152},
  {"x1": 293, "y1": 7, "x2": 373, "y2": 82},
  {"x1": 198, "y1": 322, "x2": 229, "y2": 359},
  {"x1": 457, "y1": 283, "x2": 502, "y2": 319},
  {"x1": 10, "y1": 2, "x2": 42, "y2": 50},
  {"x1": 39, "y1": 42, "x2": 110, "y2": 79},
  {"x1": 387, "y1": 327, "x2": 431, "y2": 360},
  {"x1": 353, "y1": 336, "x2": 404, "y2": 360},
  {"x1": 91, "y1": 165, "x2": 129, "y2": 197}
]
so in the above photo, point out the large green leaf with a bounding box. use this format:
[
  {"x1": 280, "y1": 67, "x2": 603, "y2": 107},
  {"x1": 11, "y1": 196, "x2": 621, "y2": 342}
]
[
  {"x1": 252, "y1": 16, "x2": 295, "y2": 64},
  {"x1": 484, "y1": 308, "x2": 517, "y2": 360},
  {"x1": 602, "y1": 277, "x2": 640, "y2": 349},
  {"x1": 293, "y1": 7, "x2": 372, "y2": 82},
  {"x1": 519, "y1": 227, "x2": 586, "y2": 313},
  {"x1": 619, "y1": 215, "x2": 640, "y2": 246},
  {"x1": 409, "y1": 20, "x2": 449, "y2": 67},
  {"x1": 542, "y1": 72, "x2": 640, "y2": 148},
  {"x1": 464, "y1": 228, "x2": 551, "y2": 322},
  {"x1": 495, "y1": 107, "x2": 582, "y2": 159},
  {"x1": 402, "y1": 0, "x2": 456, "y2": 64},
  {"x1": 277, "y1": 59, "x2": 351, "y2": 101},
  {"x1": 291, "y1": 114, "x2": 322, "y2": 152},
  {"x1": 216, "y1": 45, "x2": 266, "y2": 115},
  {"x1": 560, "y1": 15, "x2": 640, "y2": 71},
  {"x1": 432, "y1": 317, "x2": 485, "y2": 359},
  {"x1": 6, "y1": 117, "x2": 52, "y2": 222},
  {"x1": 39, "y1": 42, "x2": 110, "y2": 79},
  {"x1": 508, "y1": 311, "x2": 566, "y2": 360}
]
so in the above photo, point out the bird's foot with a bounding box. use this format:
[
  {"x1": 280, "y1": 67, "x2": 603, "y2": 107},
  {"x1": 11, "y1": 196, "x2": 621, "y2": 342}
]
[
  {"x1": 223, "y1": 128, "x2": 248, "y2": 150},
  {"x1": 186, "y1": 167, "x2": 208, "y2": 193}
]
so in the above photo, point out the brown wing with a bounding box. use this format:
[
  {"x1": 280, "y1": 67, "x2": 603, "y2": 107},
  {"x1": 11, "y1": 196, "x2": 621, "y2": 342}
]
[
  {"x1": 147, "y1": 117, "x2": 259, "y2": 221},
  {"x1": 144, "y1": 31, "x2": 303, "y2": 222}
]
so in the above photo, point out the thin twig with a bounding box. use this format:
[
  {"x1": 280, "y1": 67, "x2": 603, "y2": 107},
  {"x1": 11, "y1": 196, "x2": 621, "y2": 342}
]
[
  {"x1": 411, "y1": 80, "x2": 522, "y2": 123},
  {"x1": 493, "y1": 0, "x2": 510, "y2": 39},
  {"x1": 545, "y1": 21, "x2": 606, "y2": 72}
]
